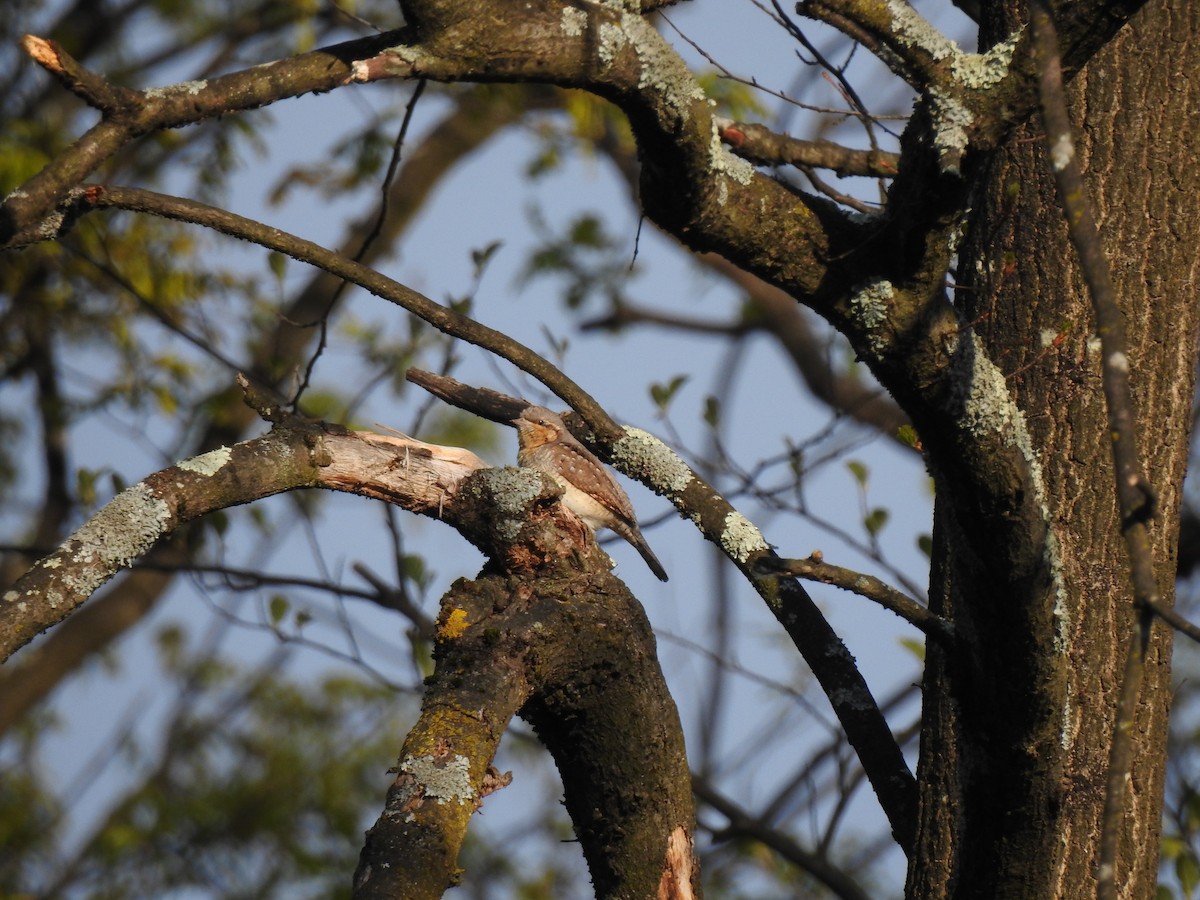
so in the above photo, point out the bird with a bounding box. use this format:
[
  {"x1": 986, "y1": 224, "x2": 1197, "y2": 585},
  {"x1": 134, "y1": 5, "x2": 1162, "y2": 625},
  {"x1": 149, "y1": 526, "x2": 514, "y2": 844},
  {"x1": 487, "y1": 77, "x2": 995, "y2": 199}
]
[{"x1": 513, "y1": 405, "x2": 668, "y2": 582}]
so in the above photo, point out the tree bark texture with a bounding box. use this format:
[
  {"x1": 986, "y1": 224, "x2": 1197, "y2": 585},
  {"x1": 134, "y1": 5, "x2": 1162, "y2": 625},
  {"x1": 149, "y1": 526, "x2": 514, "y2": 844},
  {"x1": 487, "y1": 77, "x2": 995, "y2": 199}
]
[
  {"x1": 353, "y1": 565, "x2": 699, "y2": 900},
  {"x1": 910, "y1": 1, "x2": 1200, "y2": 896}
]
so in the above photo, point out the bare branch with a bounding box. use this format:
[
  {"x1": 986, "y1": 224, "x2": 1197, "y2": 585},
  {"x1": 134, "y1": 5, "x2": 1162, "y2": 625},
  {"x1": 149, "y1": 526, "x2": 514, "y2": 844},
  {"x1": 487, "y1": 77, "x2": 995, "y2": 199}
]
[
  {"x1": 20, "y1": 34, "x2": 137, "y2": 111},
  {"x1": 1030, "y1": 5, "x2": 1161, "y2": 897},
  {"x1": 2, "y1": 28, "x2": 405, "y2": 247},
  {"x1": 717, "y1": 118, "x2": 900, "y2": 178},
  {"x1": 404, "y1": 371, "x2": 918, "y2": 850},
  {"x1": 762, "y1": 553, "x2": 952, "y2": 643},
  {"x1": 797, "y1": 0, "x2": 962, "y2": 91},
  {"x1": 0, "y1": 412, "x2": 489, "y2": 662},
  {"x1": 693, "y1": 775, "x2": 872, "y2": 900}
]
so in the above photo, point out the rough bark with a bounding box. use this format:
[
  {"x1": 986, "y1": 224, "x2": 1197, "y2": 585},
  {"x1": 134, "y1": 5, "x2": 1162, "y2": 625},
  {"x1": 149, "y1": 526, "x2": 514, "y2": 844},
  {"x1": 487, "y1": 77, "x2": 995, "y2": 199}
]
[
  {"x1": 909, "y1": 1, "x2": 1200, "y2": 895},
  {"x1": 354, "y1": 475, "x2": 699, "y2": 899}
]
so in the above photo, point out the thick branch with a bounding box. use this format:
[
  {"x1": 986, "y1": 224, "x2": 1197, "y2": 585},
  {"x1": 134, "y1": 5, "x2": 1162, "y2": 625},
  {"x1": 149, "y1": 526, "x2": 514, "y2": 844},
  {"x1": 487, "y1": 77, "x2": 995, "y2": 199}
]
[
  {"x1": 0, "y1": 417, "x2": 489, "y2": 662},
  {"x1": 405, "y1": 371, "x2": 918, "y2": 851},
  {"x1": 1030, "y1": 5, "x2": 1159, "y2": 897}
]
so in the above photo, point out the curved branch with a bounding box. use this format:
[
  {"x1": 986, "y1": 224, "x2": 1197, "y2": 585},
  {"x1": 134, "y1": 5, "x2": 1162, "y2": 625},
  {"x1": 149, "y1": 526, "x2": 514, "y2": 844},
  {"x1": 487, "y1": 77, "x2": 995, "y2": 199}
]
[
  {"x1": 18, "y1": 9, "x2": 920, "y2": 843},
  {"x1": 693, "y1": 775, "x2": 872, "y2": 900},
  {"x1": 763, "y1": 554, "x2": 953, "y2": 643},
  {"x1": 402, "y1": 371, "x2": 918, "y2": 851},
  {"x1": 1, "y1": 28, "x2": 407, "y2": 246},
  {"x1": 0, "y1": 413, "x2": 489, "y2": 662}
]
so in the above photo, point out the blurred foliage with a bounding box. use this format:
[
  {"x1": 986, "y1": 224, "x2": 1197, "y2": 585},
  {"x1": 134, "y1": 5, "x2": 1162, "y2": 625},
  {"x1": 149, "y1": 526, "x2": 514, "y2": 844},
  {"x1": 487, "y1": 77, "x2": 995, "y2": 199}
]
[
  {"x1": 4, "y1": 2, "x2": 1196, "y2": 899},
  {"x1": 0, "y1": 634, "x2": 414, "y2": 899},
  {"x1": 518, "y1": 208, "x2": 635, "y2": 312}
]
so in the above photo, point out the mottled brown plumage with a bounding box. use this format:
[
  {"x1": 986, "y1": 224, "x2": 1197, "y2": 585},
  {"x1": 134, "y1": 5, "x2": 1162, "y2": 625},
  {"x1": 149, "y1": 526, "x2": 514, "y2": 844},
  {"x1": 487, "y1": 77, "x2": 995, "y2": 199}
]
[{"x1": 513, "y1": 406, "x2": 668, "y2": 582}]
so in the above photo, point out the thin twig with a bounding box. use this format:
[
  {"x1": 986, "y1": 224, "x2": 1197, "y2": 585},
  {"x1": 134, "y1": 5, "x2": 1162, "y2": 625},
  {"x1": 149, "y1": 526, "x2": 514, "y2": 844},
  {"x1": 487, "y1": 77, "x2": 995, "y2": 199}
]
[
  {"x1": 1030, "y1": 5, "x2": 1159, "y2": 898},
  {"x1": 761, "y1": 553, "x2": 952, "y2": 643},
  {"x1": 292, "y1": 79, "x2": 428, "y2": 407}
]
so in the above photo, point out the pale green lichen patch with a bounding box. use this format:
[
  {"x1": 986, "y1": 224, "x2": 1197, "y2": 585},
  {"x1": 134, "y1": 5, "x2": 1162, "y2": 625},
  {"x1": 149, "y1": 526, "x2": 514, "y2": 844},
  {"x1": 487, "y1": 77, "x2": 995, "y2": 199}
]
[
  {"x1": 613, "y1": 428, "x2": 694, "y2": 496},
  {"x1": 951, "y1": 333, "x2": 1069, "y2": 651},
  {"x1": 619, "y1": 12, "x2": 706, "y2": 123},
  {"x1": 598, "y1": 20, "x2": 627, "y2": 65},
  {"x1": 950, "y1": 27, "x2": 1023, "y2": 90},
  {"x1": 561, "y1": 5, "x2": 588, "y2": 36},
  {"x1": 3, "y1": 590, "x2": 18, "y2": 603},
  {"x1": 478, "y1": 467, "x2": 548, "y2": 542},
  {"x1": 709, "y1": 120, "x2": 755, "y2": 187},
  {"x1": 887, "y1": 0, "x2": 1021, "y2": 91},
  {"x1": 145, "y1": 79, "x2": 206, "y2": 98},
  {"x1": 927, "y1": 87, "x2": 973, "y2": 175},
  {"x1": 400, "y1": 753, "x2": 474, "y2": 805},
  {"x1": 947, "y1": 207, "x2": 971, "y2": 256},
  {"x1": 887, "y1": 0, "x2": 957, "y2": 61},
  {"x1": 720, "y1": 510, "x2": 769, "y2": 563},
  {"x1": 849, "y1": 279, "x2": 894, "y2": 355},
  {"x1": 65, "y1": 482, "x2": 171, "y2": 570},
  {"x1": 178, "y1": 446, "x2": 232, "y2": 476}
]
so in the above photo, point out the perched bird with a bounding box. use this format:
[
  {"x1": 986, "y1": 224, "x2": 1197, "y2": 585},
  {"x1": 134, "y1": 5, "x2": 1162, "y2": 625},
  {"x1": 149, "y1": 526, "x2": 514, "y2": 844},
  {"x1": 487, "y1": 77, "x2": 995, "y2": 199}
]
[{"x1": 513, "y1": 406, "x2": 668, "y2": 582}]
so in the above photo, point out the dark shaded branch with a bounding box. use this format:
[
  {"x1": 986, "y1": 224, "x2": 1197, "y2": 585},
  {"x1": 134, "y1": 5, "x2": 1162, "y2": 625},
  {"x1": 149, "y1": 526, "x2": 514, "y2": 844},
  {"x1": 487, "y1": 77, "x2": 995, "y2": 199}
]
[
  {"x1": 761, "y1": 554, "x2": 953, "y2": 643},
  {"x1": 1141, "y1": 598, "x2": 1200, "y2": 646},
  {"x1": 692, "y1": 775, "x2": 871, "y2": 900},
  {"x1": 76, "y1": 184, "x2": 624, "y2": 434}
]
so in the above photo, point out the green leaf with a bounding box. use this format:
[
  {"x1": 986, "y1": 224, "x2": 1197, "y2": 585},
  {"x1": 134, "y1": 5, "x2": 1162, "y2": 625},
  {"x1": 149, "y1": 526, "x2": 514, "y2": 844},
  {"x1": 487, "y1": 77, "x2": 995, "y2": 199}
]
[
  {"x1": 864, "y1": 507, "x2": 889, "y2": 536},
  {"x1": 208, "y1": 509, "x2": 229, "y2": 537},
  {"x1": 897, "y1": 424, "x2": 922, "y2": 449},
  {"x1": 917, "y1": 533, "x2": 933, "y2": 558},
  {"x1": 471, "y1": 240, "x2": 503, "y2": 278},
  {"x1": 401, "y1": 554, "x2": 428, "y2": 587},
  {"x1": 267, "y1": 251, "x2": 287, "y2": 283},
  {"x1": 650, "y1": 375, "x2": 688, "y2": 412},
  {"x1": 1177, "y1": 850, "x2": 1200, "y2": 896},
  {"x1": 703, "y1": 395, "x2": 721, "y2": 428},
  {"x1": 568, "y1": 214, "x2": 606, "y2": 248},
  {"x1": 268, "y1": 595, "x2": 289, "y2": 625},
  {"x1": 77, "y1": 468, "x2": 100, "y2": 508},
  {"x1": 847, "y1": 460, "x2": 870, "y2": 486}
]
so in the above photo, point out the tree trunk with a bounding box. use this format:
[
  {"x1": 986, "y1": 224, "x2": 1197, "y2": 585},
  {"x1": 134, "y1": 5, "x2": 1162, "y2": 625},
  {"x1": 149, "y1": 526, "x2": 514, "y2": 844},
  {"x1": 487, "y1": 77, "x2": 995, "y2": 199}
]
[{"x1": 910, "y1": 1, "x2": 1200, "y2": 896}]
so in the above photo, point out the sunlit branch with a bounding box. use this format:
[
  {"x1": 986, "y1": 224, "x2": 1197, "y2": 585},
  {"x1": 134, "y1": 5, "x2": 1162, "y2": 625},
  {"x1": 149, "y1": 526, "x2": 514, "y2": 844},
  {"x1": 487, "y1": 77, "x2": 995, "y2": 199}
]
[
  {"x1": 2, "y1": 28, "x2": 405, "y2": 247},
  {"x1": 797, "y1": 0, "x2": 955, "y2": 91},
  {"x1": 403, "y1": 370, "x2": 917, "y2": 850},
  {"x1": 716, "y1": 119, "x2": 900, "y2": 178},
  {"x1": 1030, "y1": 5, "x2": 1160, "y2": 898}
]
